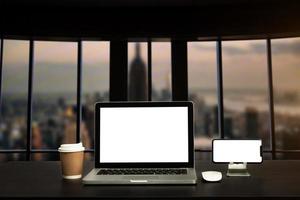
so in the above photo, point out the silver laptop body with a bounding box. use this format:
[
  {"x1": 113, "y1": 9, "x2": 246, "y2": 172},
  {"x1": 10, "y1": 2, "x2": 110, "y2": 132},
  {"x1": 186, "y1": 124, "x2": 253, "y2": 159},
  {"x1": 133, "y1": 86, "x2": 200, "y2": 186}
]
[{"x1": 83, "y1": 101, "x2": 197, "y2": 185}]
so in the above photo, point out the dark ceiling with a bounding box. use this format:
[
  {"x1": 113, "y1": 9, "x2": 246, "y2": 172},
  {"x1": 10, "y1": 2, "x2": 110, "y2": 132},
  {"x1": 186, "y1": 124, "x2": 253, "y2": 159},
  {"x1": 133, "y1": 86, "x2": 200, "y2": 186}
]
[{"x1": 2, "y1": 0, "x2": 300, "y2": 40}]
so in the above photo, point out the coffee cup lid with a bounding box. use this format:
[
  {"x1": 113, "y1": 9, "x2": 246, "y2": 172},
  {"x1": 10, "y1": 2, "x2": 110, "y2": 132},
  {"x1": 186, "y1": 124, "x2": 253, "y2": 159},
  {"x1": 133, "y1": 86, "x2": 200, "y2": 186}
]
[{"x1": 58, "y1": 142, "x2": 85, "y2": 152}]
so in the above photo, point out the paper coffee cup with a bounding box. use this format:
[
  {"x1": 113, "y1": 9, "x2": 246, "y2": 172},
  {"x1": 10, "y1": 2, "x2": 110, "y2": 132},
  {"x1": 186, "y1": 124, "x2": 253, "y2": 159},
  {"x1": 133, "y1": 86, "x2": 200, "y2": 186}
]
[{"x1": 58, "y1": 143, "x2": 85, "y2": 179}]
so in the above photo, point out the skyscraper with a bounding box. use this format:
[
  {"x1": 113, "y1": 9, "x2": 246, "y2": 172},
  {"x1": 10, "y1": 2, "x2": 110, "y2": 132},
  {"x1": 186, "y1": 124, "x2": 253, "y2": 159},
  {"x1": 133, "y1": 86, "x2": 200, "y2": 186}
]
[
  {"x1": 245, "y1": 107, "x2": 259, "y2": 138},
  {"x1": 129, "y1": 43, "x2": 148, "y2": 101},
  {"x1": 213, "y1": 105, "x2": 219, "y2": 135},
  {"x1": 224, "y1": 113, "x2": 233, "y2": 138}
]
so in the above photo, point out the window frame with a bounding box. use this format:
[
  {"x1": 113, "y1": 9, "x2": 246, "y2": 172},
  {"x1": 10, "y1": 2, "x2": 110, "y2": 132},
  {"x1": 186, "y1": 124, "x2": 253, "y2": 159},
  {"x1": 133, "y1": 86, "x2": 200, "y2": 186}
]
[{"x1": 1, "y1": 37, "x2": 300, "y2": 160}]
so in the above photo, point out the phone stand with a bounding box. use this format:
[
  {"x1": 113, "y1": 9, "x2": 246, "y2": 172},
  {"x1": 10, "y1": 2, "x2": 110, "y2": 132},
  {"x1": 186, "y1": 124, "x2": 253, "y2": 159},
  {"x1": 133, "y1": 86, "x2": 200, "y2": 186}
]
[{"x1": 227, "y1": 162, "x2": 250, "y2": 177}]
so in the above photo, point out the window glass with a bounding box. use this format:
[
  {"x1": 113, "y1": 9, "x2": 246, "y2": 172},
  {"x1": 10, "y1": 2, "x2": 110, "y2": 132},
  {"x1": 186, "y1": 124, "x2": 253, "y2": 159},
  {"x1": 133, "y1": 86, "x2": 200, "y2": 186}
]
[
  {"x1": 5, "y1": 38, "x2": 300, "y2": 160},
  {"x1": 152, "y1": 42, "x2": 172, "y2": 101},
  {"x1": 222, "y1": 40, "x2": 271, "y2": 150},
  {"x1": 32, "y1": 41, "x2": 77, "y2": 158},
  {"x1": 82, "y1": 41, "x2": 109, "y2": 149},
  {"x1": 128, "y1": 42, "x2": 148, "y2": 101},
  {"x1": 0, "y1": 40, "x2": 29, "y2": 152},
  {"x1": 188, "y1": 42, "x2": 219, "y2": 149},
  {"x1": 272, "y1": 37, "x2": 300, "y2": 153}
]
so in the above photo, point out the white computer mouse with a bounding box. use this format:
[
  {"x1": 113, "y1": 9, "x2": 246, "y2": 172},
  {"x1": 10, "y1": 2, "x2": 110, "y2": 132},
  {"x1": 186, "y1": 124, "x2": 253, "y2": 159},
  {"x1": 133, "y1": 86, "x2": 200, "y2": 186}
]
[{"x1": 202, "y1": 171, "x2": 222, "y2": 182}]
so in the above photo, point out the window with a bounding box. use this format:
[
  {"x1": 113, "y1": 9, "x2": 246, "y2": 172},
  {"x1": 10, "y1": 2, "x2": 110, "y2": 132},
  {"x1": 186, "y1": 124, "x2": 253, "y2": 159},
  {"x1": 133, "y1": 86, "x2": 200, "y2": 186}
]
[
  {"x1": 1, "y1": 37, "x2": 300, "y2": 161},
  {"x1": 152, "y1": 42, "x2": 172, "y2": 101},
  {"x1": 272, "y1": 37, "x2": 300, "y2": 158},
  {"x1": 0, "y1": 40, "x2": 29, "y2": 161},
  {"x1": 128, "y1": 42, "x2": 148, "y2": 101},
  {"x1": 222, "y1": 40, "x2": 271, "y2": 150},
  {"x1": 82, "y1": 41, "x2": 109, "y2": 150},
  {"x1": 188, "y1": 42, "x2": 219, "y2": 150},
  {"x1": 32, "y1": 41, "x2": 77, "y2": 160}
]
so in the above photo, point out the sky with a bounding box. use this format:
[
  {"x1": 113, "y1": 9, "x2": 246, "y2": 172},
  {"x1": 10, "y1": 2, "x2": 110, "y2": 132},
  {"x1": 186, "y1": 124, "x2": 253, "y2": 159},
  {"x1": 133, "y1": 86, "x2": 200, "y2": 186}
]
[{"x1": 2, "y1": 38, "x2": 300, "y2": 95}]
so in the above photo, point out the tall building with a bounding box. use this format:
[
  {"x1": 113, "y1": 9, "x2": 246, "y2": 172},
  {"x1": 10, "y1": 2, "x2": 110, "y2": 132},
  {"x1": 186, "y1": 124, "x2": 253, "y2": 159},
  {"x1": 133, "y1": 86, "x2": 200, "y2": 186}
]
[
  {"x1": 129, "y1": 43, "x2": 148, "y2": 101},
  {"x1": 224, "y1": 113, "x2": 233, "y2": 138},
  {"x1": 245, "y1": 107, "x2": 259, "y2": 138},
  {"x1": 213, "y1": 105, "x2": 219, "y2": 135}
]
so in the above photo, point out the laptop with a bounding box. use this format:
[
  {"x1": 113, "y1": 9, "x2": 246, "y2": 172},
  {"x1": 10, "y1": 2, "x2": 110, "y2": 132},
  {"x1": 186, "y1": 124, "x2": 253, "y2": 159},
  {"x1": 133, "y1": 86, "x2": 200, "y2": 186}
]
[{"x1": 83, "y1": 101, "x2": 197, "y2": 185}]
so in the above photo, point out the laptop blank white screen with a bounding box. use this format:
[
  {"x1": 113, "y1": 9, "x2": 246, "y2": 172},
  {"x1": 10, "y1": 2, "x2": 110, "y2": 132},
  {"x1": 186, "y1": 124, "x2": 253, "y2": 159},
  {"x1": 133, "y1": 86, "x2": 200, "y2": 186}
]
[{"x1": 99, "y1": 107, "x2": 189, "y2": 163}]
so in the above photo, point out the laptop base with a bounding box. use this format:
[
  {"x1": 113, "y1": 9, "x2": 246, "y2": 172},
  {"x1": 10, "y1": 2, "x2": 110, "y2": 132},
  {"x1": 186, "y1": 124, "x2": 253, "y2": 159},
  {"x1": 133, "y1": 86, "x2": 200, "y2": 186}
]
[{"x1": 83, "y1": 168, "x2": 197, "y2": 185}]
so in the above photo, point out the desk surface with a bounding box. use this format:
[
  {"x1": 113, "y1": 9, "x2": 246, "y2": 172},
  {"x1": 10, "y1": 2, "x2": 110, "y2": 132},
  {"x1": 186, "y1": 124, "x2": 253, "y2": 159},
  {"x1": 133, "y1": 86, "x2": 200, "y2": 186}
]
[{"x1": 1, "y1": 156, "x2": 300, "y2": 199}]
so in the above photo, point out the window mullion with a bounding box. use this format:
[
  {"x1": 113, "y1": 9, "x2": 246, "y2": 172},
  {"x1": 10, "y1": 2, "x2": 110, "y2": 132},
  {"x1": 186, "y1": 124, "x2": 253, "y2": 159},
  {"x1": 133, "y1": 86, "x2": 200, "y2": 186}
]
[
  {"x1": 76, "y1": 40, "x2": 83, "y2": 143},
  {"x1": 26, "y1": 39, "x2": 34, "y2": 161},
  {"x1": 267, "y1": 38, "x2": 276, "y2": 160},
  {"x1": 0, "y1": 38, "x2": 3, "y2": 119},
  {"x1": 171, "y1": 40, "x2": 188, "y2": 101},
  {"x1": 147, "y1": 40, "x2": 152, "y2": 101},
  {"x1": 216, "y1": 40, "x2": 224, "y2": 139},
  {"x1": 109, "y1": 41, "x2": 128, "y2": 101}
]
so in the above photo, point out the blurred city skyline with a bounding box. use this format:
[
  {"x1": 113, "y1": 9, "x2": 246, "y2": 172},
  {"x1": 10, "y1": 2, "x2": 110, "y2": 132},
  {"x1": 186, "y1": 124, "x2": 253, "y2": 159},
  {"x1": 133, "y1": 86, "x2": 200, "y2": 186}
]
[{"x1": 1, "y1": 38, "x2": 300, "y2": 160}]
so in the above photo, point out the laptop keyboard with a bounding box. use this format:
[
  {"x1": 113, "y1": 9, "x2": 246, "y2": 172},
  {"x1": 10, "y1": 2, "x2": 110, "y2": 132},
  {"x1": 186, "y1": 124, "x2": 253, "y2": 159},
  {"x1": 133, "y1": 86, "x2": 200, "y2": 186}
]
[{"x1": 97, "y1": 168, "x2": 187, "y2": 175}]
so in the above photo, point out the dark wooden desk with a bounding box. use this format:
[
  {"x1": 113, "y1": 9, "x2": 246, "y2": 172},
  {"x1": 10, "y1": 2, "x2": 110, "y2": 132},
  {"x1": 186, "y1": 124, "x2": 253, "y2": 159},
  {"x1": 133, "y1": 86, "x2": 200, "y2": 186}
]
[{"x1": 1, "y1": 156, "x2": 300, "y2": 199}]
